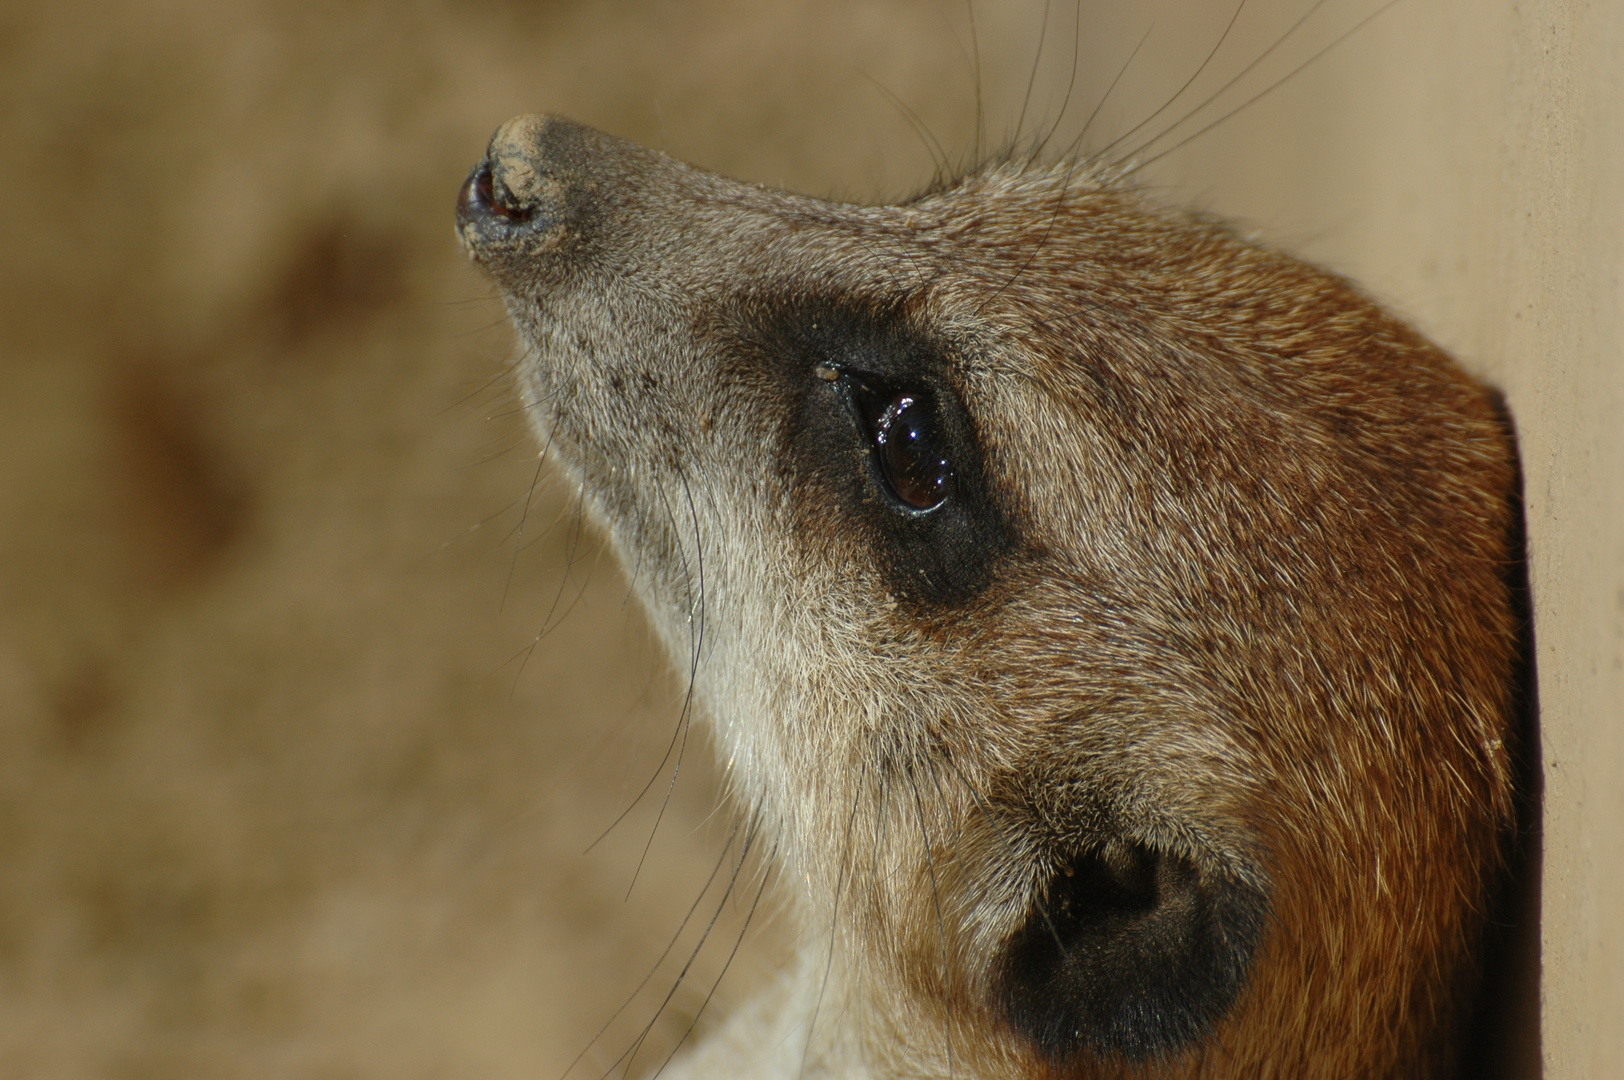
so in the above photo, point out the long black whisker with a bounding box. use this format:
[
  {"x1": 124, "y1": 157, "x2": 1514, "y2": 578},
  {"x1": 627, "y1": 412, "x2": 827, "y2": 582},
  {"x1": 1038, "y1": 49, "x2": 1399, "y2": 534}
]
[
  {"x1": 1069, "y1": 16, "x2": 1157, "y2": 159},
  {"x1": 1094, "y1": 0, "x2": 1249, "y2": 161},
  {"x1": 440, "y1": 359, "x2": 519, "y2": 416},
  {"x1": 906, "y1": 770, "x2": 954, "y2": 1078},
  {"x1": 462, "y1": 423, "x2": 541, "y2": 468},
  {"x1": 498, "y1": 372, "x2": 565, "y2": 600},
  {"x1": 624, "y1": 468, "x2": 709, "y2": 895},
  {"x1": 856, "y1": 69, "x2": 951, "y2": 182},
  {"x1": 849, "y1": 773, "x2": 893, "y2": 1054},
  {"x1": 511, "y1": 478, "x2": 590, "y2": 691},
  {"x1": 446, "y1": 310, "x2": 516, "y2": 338},
  {"x1": 966, "y1": 0, "x2": 984, "y2": 164},
  {"x1": 844, "y1": 228, "x2": 930, "y2": 298},
  {"x1": 800, "y1": 764, "x2": 869, "y2": 1078},
  {"x1": 650, "y1": 849, "x2": 777, "y2": 1080},
  {"x1": 582, "y1": 466, "x2": 703, "y2": 855},
  {"x1": 1028, "y1": 298, "x2": 1112, "y2": 330},
  {"x1": 974, "y1": 152, "x2": 1087, "y2": 317},
  {"x1": 1031, "y1": 0, "x2": 1086, "y2": 160},
  {"x1": 1012, "y1": 0, "x2": 1053, "y2": 147},
  {"x1": 611, "y1": 820, "x2": 759, "y2": 1080},
  {"x1": 491, "y1": 463, "x2": 574, "y2": 548},
  {"x1": 427, "y1": 485, "x2": 540, "y2": 559},
  {"x1": 1122, "y1": 0, "x2": 1333, "y2": 162},
  {"x1": 559, "y1": 820, "x2": 742, "y2": 1080},
  {"x1": 1119, "y1": 0, "x2": 1371, "y2": 169},
  {"x1": 930, "y1": 2, "x2": 983, "y2": 173},
  {"x1": 584, "y1": 513, "x2": 698, "y2": 851},
  {"x1": 502, "y1": 450, "x2": 549, "y2": 614}
]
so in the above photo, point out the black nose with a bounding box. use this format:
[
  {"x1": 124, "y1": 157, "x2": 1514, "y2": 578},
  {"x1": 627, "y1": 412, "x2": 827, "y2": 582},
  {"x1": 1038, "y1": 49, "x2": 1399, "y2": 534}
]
[
  {"x1": 456, "y1": 114, "x2": 595, "y2": 262},
  {"x1": 456, "y1": 114, "x2": 688, "y2": 277},
  {"x1": 456, "y1": 155, "x2": 545, "y2": 245}
]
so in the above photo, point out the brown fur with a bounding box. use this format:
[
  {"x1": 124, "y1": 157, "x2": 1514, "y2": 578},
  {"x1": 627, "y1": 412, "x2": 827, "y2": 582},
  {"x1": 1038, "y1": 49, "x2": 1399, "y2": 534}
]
[{"x1": 458, "y1": 115, "x2": 1518, "y2": 1079}]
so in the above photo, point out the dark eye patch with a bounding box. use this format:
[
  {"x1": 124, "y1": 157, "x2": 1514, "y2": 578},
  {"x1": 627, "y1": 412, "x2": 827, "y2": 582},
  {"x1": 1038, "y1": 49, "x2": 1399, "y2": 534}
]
[{"x1": 726, "y1": 294, "x2": 1016, "y2": 609}]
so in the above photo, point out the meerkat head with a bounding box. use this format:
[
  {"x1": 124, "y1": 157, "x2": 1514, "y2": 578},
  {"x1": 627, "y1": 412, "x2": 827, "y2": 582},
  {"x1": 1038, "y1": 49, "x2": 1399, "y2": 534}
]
[{"x1": 457, "y1": 116, "x2": 1518, "y2": 1078}]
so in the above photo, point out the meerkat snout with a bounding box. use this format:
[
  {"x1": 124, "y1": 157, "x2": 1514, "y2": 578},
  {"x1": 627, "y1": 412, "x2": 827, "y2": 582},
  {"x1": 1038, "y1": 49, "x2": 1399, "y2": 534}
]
[
  {"x1": 456, "y1": 116, "x2": 586, "y2": 260},
  {"x1": 458, "y1": 114, "x2": 1519, "y2": 1079}
]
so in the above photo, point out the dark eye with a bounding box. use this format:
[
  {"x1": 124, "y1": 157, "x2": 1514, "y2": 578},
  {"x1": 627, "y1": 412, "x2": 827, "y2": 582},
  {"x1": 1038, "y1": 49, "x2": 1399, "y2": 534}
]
[
  {"x1": 870, "y1": 391, "x2": 952, "y2": 510},
  {"x1": 816, "y1": 361, "x2": 957, "y2": 514}
]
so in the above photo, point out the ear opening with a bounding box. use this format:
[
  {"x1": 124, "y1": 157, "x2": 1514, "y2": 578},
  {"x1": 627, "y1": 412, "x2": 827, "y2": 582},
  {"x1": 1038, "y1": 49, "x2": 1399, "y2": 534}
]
[{"x1": 996, "y1": 841, "x2": 1269, "y2": 1065}]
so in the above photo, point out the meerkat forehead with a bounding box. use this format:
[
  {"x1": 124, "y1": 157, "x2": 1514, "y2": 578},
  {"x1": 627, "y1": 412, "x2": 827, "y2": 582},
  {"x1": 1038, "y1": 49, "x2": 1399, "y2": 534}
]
[{"x1": 457, "y1": 114, "x2": 1519, "y2": 1078}]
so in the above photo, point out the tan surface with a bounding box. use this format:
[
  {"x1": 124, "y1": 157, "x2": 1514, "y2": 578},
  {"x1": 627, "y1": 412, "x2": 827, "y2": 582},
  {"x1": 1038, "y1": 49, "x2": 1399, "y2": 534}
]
[{"x1": 1, "y1": 1, "x2": 1617, "y2": 1076}]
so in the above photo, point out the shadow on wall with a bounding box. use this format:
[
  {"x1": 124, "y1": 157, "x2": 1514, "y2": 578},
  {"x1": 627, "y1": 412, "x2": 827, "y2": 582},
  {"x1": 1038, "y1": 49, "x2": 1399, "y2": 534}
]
[{"x1": 1463, "y1": 400, "x2": 1542, "y2": 1080}]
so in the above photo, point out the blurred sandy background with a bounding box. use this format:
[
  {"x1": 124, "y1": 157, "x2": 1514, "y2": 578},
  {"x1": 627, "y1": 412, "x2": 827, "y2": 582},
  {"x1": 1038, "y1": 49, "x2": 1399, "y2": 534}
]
[
  {"x1": 1, "y1": 1, "x2": 1616, "y2": 1077},
  {"x1": 0, "y1": 2, "x2": 1052, "y2": 1075}
]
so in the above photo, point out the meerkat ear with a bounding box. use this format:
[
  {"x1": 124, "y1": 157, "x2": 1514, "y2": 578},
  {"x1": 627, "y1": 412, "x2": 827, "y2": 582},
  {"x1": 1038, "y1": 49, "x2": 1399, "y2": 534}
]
[{"x1": 997, "y1": 841, "x2": 1269, "y2": 1065}]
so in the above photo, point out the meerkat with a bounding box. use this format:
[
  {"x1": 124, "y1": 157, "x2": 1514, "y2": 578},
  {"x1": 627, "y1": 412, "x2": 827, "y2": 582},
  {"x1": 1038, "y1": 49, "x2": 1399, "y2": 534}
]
[{"x1": 453, "y1": 97, "x2": 1519, "y2": 1077}]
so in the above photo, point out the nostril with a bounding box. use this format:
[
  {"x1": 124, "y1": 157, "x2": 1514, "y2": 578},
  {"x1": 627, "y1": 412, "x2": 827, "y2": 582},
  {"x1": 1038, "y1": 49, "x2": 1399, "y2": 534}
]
[
  {"x1": 473, "y1": 164, "x2": 495, "y2": 209},
  {"x1": 459, "y1": 161, "x2": 530, "y2": 223}
]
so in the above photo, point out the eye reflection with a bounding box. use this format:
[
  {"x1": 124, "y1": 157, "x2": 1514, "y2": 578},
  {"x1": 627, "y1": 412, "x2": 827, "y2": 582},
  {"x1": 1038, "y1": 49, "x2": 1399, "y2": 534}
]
[{"x1": 874, "y1": 392, "x2": 951, "y2": 510}]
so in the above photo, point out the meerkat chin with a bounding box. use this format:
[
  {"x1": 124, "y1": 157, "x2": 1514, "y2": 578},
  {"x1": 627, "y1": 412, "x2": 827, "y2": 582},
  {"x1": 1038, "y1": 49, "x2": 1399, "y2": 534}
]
[{"x1": 456, "y1": 114, "x2": 1519, "y2": 1079}]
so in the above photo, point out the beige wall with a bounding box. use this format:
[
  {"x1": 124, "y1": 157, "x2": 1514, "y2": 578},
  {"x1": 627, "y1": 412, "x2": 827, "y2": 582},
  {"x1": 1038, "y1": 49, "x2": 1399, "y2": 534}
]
[{"x1": 1468, "y1": 5, "x2": 1624, "y2": 1074}]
